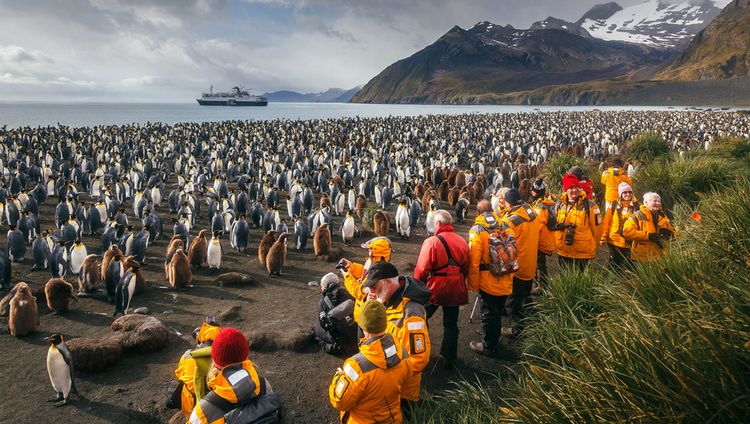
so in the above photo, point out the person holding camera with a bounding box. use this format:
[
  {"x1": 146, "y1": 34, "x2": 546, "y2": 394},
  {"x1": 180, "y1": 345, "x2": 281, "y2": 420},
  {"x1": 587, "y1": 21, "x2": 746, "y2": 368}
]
[
  {"x1": 549, "y1": 173, "x2": 603, "y2": 271},
  {"x1": 313, "y1": 272, "x2": 357, "y2": 355},
  {"x1": 600, "y1": 182, "x2": 639, "y2": 269},
  {"x1": 338, "y1": 237, "x2": 392, "y2": 327},
  {"x1": 530, "y1": 179, "x2": 557, "y2": 288},
  {"x1": 623, "y1": 192, "x2": 676, "y2": 262}
]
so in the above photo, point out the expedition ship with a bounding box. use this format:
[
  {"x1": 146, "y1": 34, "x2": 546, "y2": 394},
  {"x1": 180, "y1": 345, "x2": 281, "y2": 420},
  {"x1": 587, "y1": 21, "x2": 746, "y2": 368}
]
[{"x1": 196, "y1": 86, "x2": 268, "y2": 106}]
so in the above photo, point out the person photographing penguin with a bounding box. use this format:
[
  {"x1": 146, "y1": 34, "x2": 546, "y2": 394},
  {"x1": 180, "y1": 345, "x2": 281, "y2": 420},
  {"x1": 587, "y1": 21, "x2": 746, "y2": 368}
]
[{"x1": 313, "y1": 272, "x2": 357, "y2": 355}]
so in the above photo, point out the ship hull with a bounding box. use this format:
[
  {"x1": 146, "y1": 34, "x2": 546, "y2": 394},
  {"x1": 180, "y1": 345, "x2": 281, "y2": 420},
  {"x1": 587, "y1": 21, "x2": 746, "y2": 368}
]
[{"x1": 197, "y1": 99, "x2": 268, "y2": 106}]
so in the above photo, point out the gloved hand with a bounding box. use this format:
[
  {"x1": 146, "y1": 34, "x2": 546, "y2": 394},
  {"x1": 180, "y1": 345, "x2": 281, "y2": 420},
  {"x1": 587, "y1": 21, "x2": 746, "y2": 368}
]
[
  {"x1": 319, "y1": 311, "x2": 327, "y2": 322},
  {"x1": 648, "y1": 233, "x2": 661, "y2": 242},
  {"x1": 658, "y1": 228, "x2": 673, "y2": 239}
]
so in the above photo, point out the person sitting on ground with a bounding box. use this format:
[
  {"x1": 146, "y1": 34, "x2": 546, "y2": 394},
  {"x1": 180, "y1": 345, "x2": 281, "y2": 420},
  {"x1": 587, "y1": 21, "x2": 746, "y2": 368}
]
[
  {"x1": 173, "y1": 317, "x2": 222, "y2": 419},
  {"x1": 313, "y1": 272, "x2": 357, "y2": 355},
  {"x1": 600, "y1": 182, "x2": 639, "y2": 269},
  {"x1": 189, "y1": 328, "x2": 282, "y2": 424},
  {"x1": 361, "y1": 261, "x2": 431, "y2": 408},
  {"x1": 329, "y1": 300, "x2": 412, "y2": 424},
  {"x1": 623, "y1": 191, "x2": 676, "y2": 263},
  {"x1": 338, "y1": 237, "x2": 392, "y2": 325},
  {"x1": 413, "y1": 209, "x2": 469, "y2": 368},
  {"x1": 600, "y1": 158, "x2": 633, "y2": 211}
]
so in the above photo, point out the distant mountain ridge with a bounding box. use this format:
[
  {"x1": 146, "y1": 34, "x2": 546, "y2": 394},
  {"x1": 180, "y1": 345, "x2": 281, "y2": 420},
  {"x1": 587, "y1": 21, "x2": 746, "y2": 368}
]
[{"x1": 263, "y1": 86, "x2": 360, "y2": 103}]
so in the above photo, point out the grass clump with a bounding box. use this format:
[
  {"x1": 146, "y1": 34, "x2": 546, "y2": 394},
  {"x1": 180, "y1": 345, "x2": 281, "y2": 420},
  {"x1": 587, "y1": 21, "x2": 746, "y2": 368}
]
[
  {"x1": 626, "y1": 132, "x2": 670, "y2": 165},
  {"x1": 407, "y1": 377, "x2": 506, "y2": 424},
  {"x1": 360, "y1": 207, "x2": 377, "y2": 230},
  {"x1": 710, "y1": 137, "x2": 750, "y2": 161},
  {"x1": 499, "y1": 179, "x2": 750, "y2": 423}
]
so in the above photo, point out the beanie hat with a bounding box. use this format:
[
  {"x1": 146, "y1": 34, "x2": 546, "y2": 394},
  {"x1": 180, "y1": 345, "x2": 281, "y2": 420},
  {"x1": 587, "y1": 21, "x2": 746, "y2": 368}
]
[
  {"x1": 211, "y1": 328, "x2": 249, "y2": 367},
  {"x1": 358, "y1": 300, "x2": 387, "y2": 334},
  {"x1": 504, "y1": 188, "x2": 523, "y2": 206},
  {"x1": 362, "y1": 261, "x2": 399, "y2": 288},
  {"x1": 562, "y1": 173, "x2": 580, "y2": 191},
  {"x1": 618, "y1": 182, "x2": 633, "y2": 197},
  {"x1": 320, "y1": 272, "x2": 340, "y2": 292},
  {"x1": 567, "y1": 166, "x2": 585, "y2": 180}
]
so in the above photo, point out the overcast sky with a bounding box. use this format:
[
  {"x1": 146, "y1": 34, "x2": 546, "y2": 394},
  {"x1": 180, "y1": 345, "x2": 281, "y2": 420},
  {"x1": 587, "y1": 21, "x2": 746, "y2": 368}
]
[{"x1": 0, "y1": 0, "x2": 647, "y2": 102}]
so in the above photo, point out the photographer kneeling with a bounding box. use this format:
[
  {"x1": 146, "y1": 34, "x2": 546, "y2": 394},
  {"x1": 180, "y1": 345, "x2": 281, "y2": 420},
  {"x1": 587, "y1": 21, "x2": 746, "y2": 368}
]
[{"x1": 313, "y1": 272, "x2": 358, "y2": 355}]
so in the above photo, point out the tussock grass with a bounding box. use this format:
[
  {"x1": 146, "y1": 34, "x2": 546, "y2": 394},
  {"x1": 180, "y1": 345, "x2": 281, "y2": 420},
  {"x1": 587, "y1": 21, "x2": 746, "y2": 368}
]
[{"x1": 626, "y1": 132, "x2": 670, "y2": 165}]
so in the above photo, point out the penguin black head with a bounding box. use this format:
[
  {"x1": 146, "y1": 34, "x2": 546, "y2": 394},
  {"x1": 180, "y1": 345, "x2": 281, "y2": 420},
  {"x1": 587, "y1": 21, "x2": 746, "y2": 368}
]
[{"x1": 46, "y1": 334, "x2": 64, "y2": 345}]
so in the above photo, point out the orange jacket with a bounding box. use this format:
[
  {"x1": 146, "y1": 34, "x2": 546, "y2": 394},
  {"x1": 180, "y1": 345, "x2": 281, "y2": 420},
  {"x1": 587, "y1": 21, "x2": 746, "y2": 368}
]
[
  {"x1": 467, "y1": 213, "x2": 514, "y2": 296},
  {"x1": 384, "y1": 277, "x2": 431, "y2": 401},
  {"x1": 623, "y1": 205, "x2": 676, "y2": 262},
  {"x1": 344, "y1": 262, "x2": 367, "y2": 322},
  {"x1": 189, "y1": 360, "x2": 262, "y2": 424},
  {"x1": 329, "y1": 333, "x2": 412, "y2": 424},
  {"x1": 500, "y1": 203, "x2": 540, "y2": 281},
  {"x1": 601, "y1": 167, "x2": 633, "y2": 203},
  {"x1": 532, "y1": 196, "x2": 557, "y2": 255},
  {"x1": 174, "y1": 346, "x2": 213, "y2": 418},
  {"x1": 601, "y1": 199, "x2": 640, "y2": 248},
  {"x1": 552, "y1": 193, "x2": 603, "y2": 259}
]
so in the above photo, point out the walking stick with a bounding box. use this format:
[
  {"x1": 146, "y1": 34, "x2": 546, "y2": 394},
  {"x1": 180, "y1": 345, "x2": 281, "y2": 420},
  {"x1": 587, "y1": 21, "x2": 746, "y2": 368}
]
[{"x1": 469, "y1": 294, "x2": 479, "y2": 323}]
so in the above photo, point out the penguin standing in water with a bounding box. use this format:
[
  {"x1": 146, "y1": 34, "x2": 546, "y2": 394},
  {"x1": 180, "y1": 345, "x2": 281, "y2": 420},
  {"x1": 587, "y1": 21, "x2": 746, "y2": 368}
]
[
  {"x1": 113, "y1": 266, "x2": 137, "y2": 317},
  {"x1": 206, "y1": 232, "x2": 223, "y2": 270},
  {"x1": 46, "y1": 333, "x2": 76, "y2": 407}
]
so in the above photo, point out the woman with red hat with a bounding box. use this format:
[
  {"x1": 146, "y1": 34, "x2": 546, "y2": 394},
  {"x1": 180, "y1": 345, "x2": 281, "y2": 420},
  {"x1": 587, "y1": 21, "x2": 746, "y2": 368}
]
[
  {"x1": 549, "y1": 173, "x2": 603, "y2": 271},
  {"x1": 189, "y1": 328, "x2": 281, "y2": 424}
]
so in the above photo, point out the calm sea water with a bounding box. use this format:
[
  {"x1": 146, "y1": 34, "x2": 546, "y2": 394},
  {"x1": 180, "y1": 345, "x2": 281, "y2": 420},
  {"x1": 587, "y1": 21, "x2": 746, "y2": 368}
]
[{"x1": 0, "y1": 101, "x2": 721, "y2": 129}]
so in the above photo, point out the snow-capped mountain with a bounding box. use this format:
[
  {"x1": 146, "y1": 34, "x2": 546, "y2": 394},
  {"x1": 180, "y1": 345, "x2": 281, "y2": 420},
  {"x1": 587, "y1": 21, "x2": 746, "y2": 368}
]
[{"x1": 579, "y1": 0, "x2": 732, "y2": 48}]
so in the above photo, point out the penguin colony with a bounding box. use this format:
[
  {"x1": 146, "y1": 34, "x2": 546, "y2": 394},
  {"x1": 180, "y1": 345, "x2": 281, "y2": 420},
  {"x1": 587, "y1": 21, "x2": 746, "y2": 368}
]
[{"x1": 0, "y1": 111, "x2": 748, "y2": 409}]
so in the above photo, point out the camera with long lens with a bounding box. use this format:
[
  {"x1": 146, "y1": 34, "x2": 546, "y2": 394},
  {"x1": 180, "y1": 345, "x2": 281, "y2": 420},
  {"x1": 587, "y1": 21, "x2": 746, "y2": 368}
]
[{"x1": 564, "y1": 224, "x2": 576, "y2": 246}]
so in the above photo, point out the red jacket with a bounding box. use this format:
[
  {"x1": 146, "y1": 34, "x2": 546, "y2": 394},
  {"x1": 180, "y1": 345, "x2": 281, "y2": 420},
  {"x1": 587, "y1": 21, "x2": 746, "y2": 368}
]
[{"x1": 413, "y1": 224, "x2": 470, "y2": 306}]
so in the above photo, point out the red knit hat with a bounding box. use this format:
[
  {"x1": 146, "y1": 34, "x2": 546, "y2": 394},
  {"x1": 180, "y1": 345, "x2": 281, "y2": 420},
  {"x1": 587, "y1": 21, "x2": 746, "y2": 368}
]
[
  {"x1": 562, "y1": 173, "x2": 580, "y2": 191},
  {"x1": 211, "y1": 328, "x2": 249, "y2": 367}
]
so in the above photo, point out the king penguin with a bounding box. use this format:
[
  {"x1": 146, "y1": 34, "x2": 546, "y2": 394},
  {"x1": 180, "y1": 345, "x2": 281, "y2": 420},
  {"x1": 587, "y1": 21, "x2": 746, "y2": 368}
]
[
  {"x1": 114, "y1": 266, "x2": 137, "y2": 317},
  {"x1": 46, "y1": 333, "x2": 76, "y2": 407}
]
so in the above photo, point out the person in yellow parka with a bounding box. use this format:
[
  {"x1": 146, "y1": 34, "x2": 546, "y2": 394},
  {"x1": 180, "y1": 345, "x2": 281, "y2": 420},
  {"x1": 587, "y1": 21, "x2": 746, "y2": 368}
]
[
  {"x1": 189, "y1": 328, "x2": 280, "y2": 424},
  {"x1": 174, "y1": 318, "x2": 222, "y2": 419},
  {"x1": 498, "y1": 188, "x2": 540, "y2": 338},
  {"x1": 601, "y1": 158, "x2": 633, "y2": 211},
  {"x1": 339, "y1": 237, "x2": 392, "y2": 325},
  {"x1": 329, "y1": 300, "x2": 412, "y2": 424},
  {"x1": 600, "y1": 182, "x2": 640, "y2": 269},
  {"x1": 550, "y1": 173, "x2": 603, "y2": 272},
  {"x1": 623, "y1": 191, "x2": 676, "y2": 262},
  {"x1": 467, "y1": 200, "x2": 514, "y2": 356},
  {"x1": 530, "y1": 179, "x2": 556, "y2": 288}
]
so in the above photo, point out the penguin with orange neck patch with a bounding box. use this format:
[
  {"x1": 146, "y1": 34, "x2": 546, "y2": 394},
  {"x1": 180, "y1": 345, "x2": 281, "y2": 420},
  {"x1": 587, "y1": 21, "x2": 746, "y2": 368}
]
[{"x1": 45, "y1": 333, "x2": 77, "y2": 407}]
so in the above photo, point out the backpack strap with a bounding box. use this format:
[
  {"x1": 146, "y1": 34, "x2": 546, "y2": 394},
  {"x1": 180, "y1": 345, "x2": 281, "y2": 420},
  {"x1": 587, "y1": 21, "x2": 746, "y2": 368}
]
[{"x1": 432, "y1": 234, "x2": 459, "y2": 276}]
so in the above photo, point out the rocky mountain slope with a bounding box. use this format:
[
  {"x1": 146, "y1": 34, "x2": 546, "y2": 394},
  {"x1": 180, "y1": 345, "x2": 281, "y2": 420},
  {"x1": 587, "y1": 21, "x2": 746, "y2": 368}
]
[
  {"x1": 351, "y1": 22, "x2": 670, "y2": 104},
  {"x1": 263, "y1": 86, "x2": 360, "y2": 103}
]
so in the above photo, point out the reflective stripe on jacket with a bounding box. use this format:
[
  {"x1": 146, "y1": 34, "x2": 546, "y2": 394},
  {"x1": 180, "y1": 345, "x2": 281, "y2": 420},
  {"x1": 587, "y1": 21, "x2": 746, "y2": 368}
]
[
  {"x1": 329, "y1": 333, "x2": 411, "y2": 424},
  {"x1": 189, "y1": 360, "x2": 261, "y2": 424}
]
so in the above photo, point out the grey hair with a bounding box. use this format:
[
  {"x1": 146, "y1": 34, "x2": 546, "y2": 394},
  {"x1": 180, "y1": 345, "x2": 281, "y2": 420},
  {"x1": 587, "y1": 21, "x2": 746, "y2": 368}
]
[
  {"x1": 643, "y1": 192, "x2": 661, "y2": 204},
  {"x1": 434, "y1": 209, "x2": 453, "y2": 226}
]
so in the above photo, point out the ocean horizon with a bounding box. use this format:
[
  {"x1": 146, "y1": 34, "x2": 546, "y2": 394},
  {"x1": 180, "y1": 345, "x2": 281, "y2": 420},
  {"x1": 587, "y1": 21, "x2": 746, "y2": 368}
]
[{"x1": 0, "y1": 101, "x2": 736, "y2": 129}]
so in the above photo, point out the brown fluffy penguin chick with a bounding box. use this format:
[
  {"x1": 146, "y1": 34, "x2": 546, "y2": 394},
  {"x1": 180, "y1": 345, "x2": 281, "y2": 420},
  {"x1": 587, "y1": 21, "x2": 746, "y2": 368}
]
[
  {"x1": 373, "y1": 210, "x2": 390, "y2": 237},
  {"x1": 438, "y1": 180, "x2": 450, "y2": 201},
  {"x1": 266, "y1": 233, "x2": 288, "y2": 276},
  {"x1": 258, "y1": 230, "x2": 276, "y2": 268},
  {"x1": 101, "y1": 245, "x2": 123, "y2": 284},
  {"x1": 167, "y1": 248, "x2": 191, "y2": 289},
  {"x1": 77, "y1": 254, "x2": 101, "y2": 294},
  {"x1": 313, "y1": 223, "x2": 332, "y2": 259},
  {"x1": 45, "y1": 278, "x2": 77, "y2": 314},
  {"x1": 354, "y1": 194, "x2": 367, "y2": 217},
  {"x1": 121, "y1": 256, "x2": 146, "y2": 294},
  {"x1": 164, "y1": 237, "x2": 184, "y2": 276},
  {"x1": 447, "y1": 186, "x2": 461, "y2": 207},
  {"x1": 188, "y1": 229, "x2": 208, "y2": 268},
  {"x1": 319, "y1": 194, "x2": 331, "y2": 209},
  {"x1": 9, "y1": 282, "x2": 39, "y2": 336}
]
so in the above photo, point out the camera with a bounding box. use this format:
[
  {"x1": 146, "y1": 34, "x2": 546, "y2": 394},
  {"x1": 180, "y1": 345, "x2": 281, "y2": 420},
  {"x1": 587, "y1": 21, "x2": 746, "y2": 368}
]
[
  {"x1": 335, "y1": 259, "x2": 348, "y2": 272},
  {"x1": 564, "y1": 224, "x2": 576, "y2": 246}
]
